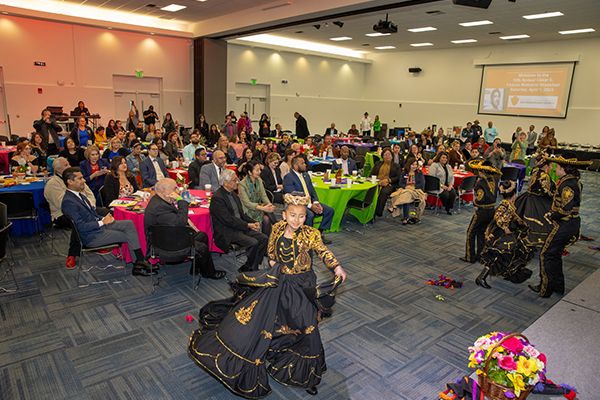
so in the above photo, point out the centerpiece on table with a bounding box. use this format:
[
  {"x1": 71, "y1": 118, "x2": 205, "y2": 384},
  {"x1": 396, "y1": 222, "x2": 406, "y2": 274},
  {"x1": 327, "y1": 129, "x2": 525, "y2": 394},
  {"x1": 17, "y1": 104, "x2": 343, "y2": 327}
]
[
  {"x1": 469, "y1": 332, "x2": 546, "y2": 399},
  {"x1": 13, "y1": 163, "x2": 29, "y2": 181}
]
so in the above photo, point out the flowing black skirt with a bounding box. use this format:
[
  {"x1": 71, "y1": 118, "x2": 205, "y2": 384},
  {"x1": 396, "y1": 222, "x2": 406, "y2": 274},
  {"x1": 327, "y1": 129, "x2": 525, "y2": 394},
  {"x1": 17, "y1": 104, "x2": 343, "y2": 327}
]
[
  {"x1": 480, "y1": 226, "x2": 534, "y2": 283},
  {"x1": 188, "y1": 264, "x2": 328, "y2": 399},
  {"x1": 515, "y1": 192, "x2": 553, "y2": 247}
]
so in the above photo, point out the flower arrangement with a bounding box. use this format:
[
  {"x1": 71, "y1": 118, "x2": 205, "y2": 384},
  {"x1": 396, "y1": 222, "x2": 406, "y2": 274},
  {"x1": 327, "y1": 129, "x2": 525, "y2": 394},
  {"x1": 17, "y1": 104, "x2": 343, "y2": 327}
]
[
  {"x1": 17, "y1": 163, "x2": 29, "y2": 173},
  {"x1": 469, "y1": 332, "x2": 546, "y2": 398}
]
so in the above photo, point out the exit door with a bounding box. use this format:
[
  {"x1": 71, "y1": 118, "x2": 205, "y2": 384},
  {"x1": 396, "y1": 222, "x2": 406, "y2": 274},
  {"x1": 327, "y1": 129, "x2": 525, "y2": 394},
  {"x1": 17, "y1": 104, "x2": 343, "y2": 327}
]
[{"x1": 235, "y1": 83, "x2": 270, "y2": 124}]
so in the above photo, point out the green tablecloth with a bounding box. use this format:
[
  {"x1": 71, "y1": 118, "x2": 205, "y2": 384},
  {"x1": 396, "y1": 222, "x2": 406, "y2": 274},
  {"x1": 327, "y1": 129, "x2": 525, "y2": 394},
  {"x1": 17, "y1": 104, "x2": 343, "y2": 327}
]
[
  {"x1": 311, "y1": 176, "x2": 379, "y2": 232},
  {"x1": 363, "y1": 152, "x2": 381, "y2": 177},
  {"x1": 271, "y1": 137, "x2": 304, "y2": 144}
]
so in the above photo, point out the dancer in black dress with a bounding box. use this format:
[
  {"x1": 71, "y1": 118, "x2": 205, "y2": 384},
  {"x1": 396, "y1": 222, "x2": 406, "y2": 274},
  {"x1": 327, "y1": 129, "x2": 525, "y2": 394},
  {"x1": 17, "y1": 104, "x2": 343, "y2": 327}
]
[
  {"x1": 515, "y1": 155, "x2": 556, "y2": 247},
  {"x1": 528, "y1": 152, "x2": 591, "y2": 298},
  {"x1": 460, "y1": 159, "x2": 501, "y2": 263},
  {"x1": 476, "y1": 180, "x2": 534, "y2": 288},
  {"x1": 188, "y1": 193, "x2": 347, "y2": 398}
]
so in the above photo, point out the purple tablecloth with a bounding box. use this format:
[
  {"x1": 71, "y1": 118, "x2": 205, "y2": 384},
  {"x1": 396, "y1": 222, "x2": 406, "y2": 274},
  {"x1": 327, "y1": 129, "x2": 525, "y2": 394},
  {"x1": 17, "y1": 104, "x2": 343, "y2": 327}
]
[
  {"x1": 0, "y1": 180, "x2": 51, "y2": 235},
  {"x1": 504, "y1": 162, "x2": 527, "y2": 191}
]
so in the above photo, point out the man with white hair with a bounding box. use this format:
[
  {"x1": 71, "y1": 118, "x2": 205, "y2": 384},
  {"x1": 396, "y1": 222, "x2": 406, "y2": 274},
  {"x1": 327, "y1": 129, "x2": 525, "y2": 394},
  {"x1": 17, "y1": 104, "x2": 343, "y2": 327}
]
[
  {"x1": 210, "y1": 169, "x2": 268, "y2": 273},
  {"x1": 144, "y1": 178, "x2": 225, "y2": 279}
]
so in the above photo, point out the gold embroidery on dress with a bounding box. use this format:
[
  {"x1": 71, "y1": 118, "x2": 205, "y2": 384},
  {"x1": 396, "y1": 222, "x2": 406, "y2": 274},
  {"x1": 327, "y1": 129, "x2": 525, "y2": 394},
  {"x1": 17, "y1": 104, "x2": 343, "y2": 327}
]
[
  {"x1": 260, "y1": 330, "x2": 273, "y2": 339},
  {"x1": 241, "y1": 274, "x2": 256, "y2": 281},
  {"x1": 305, "y1": 326, "x2": 315, "y2": 334},
  {"x1": 276, "y1": 326, "x2": 301, "y2": 335},
  {"x1": 561, "y1": 186, "x2": 574, "y2": 208},
  {"x1": 235, "y1": 300, "x2": 258, "y2": 325},
  {"x1": 476, "y1": 189, "x2": 484, "y2": 201},
  {"x1": 494, "y1": 200, "x2": 512, "y2": 231}
]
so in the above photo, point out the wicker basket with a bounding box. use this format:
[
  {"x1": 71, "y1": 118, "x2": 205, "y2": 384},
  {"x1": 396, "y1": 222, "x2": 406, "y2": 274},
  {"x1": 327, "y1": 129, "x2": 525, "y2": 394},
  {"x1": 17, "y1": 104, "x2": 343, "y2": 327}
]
[{"x1": 477, "y1": 333, "x2": 535, "y2": 400}]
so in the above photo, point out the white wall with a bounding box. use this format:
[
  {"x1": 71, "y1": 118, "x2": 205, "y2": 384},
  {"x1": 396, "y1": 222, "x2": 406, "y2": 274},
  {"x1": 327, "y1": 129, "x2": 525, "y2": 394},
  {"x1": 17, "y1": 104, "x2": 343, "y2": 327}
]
[
  {"x1": 227, "y1": 44, "x2": 367, "y2": 135},
  {"x1": 362, "y1": 37, "x2": 600, "y2": 144},
  {"x1": 0, "y1": 15, "x2": 193, "y2": 137}
]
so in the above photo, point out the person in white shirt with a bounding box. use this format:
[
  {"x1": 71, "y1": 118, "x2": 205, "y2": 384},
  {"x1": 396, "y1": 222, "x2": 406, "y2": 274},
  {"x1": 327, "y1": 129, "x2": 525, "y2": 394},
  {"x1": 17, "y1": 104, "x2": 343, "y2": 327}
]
[
  {"x1": 183, "y1": 132, "x2": 205, "y2": 161},
  {"x1": 331, "y1": 146, "x2": 357, "y2": 175},
  {"x1": 360, "y1": 112, "x2": 373, "y2": 137}
]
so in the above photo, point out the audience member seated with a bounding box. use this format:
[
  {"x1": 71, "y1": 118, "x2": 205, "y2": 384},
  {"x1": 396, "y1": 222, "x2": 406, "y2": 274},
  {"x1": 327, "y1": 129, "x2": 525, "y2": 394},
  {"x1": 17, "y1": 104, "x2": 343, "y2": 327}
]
[
  {"x1": 538, "y1": 128, "x2": 557, "y2": 155},
  {"x1": 61, "y1": 167, "x2": 154, "y2": 276},
  {"x1": 371, "y1": 148, "x2": 401, "y2": 217},
  {"x1": 283, "y1": 155, "x2": 334, "y2": 244},
  {"x1": 302, "y1": 137, "x2": 317, "y2": 156},
  {"x1": 472, "y1": 137, "x2": 489, "y2": 154},
  {"x1": 239, "y1": 129, "x2": 251, "y2": 147},
  {"x1": 30, "y1": 132, "x2": 48, "y2": 171},
  {"x1": 347, "y1": 124, "x2": 360, "y2": 137},
  {"x1": 484, "y1": 138, "x2": 505, "y2": 175},
  {"x1": 448, "y1": 140, "x2": 467, "y2": 168},
  {"x1": 237, "y1": 148, "x2": 255, "y2": 177},
  {"x1": 462, "y1": 142, "x2": 473, "y2": 161},
  {"x1": 70, "y1": 116, "x2": 94, "y2": 147},
  {"x1": 126, "y1": 140, "x2": 146, "y2": 188},
  {"x1": 199, "y1": 149, "x2": 226, "y2": 191},
  {"x1": 465, "y1": 148, "x2": 484, "y2": 173},
  {"x1": 144, "y1": 178, "x2": 225, "y2": 279},
  {"x1": 319, "y1": 134, "x2": 339, "y2": 158},
  {"x1": 207, "y1": 124, "x2": 221, "y2": 147},
  {"x1": 10, "y1": 142, "x2": 40, "y2": 174},
  {"x1": 391, "y1": 143, "x2": 404, "y2": 168},
  {"x1": 210, "y1": 169, "x2": 269, "y2": 272},
  {"x1": 406, "y1": 144, "x2": 427, "y2": 167},
  {"x1": 239, "y1": 161, "x2": 277, "y2": 236},
  {"x1": 331, "y1": 146, "x2": 357, "y2": 175},
  {"x1": 33, "y1": 108, "x2": 62, "y2": 155},
  {"x1": 103, "y1": 156, "x2": 139, "y2": 205},
  {"x1": 250, "y1": 140, "x2": 266, "y2": 164},
  {"x1": 276, "y1": 133, "x2": 292, "y2": 158},
  {"x1": 183, "y1": 131, "x2": 205, "y2": 162},
  {"x1": 188, "y1": 147, "x2": 209, "y2": 190},
  {"x1": 144, "y1": 123, "x2": 157, "y2": 142},
  {"x1": 95, "y1": 126, "x2": 108, "y2": 143},
  {"x1": 390, "y1": 158, "x2": 426, "y2": 224},
  {"x1": 260, "y1": 152, "x2": 284, "y2": 204},
  {"x1": 221, "y1": 115, "x2": 238, "y2": 139},
  {"x1": 432, "y1": 128, "x2": 446, "y2": 147},
  {"x1": 125, "y1": 131, "x2": 146, "y2": 153},
  {"x1": 133, "y1": 122, "x2": 145, "y2": 140},
  {"x1": 270, "y1": 123, "x2": 282, "y2": 138},
  {"x1": 79, "y1": 145, "x2": 109, "y2": 202},
  {"x1": 102, "y1": 137, "x2": 129, "y2": 161},
  {"x1": 461, "y1": 122, "x2": 474, "y2": 145},
  {"x1": 140, "y1": 142, "x2": 169, "y2": 188},
  {"x1": 324, "y1": 122, "x2": 337, "y2": 137},
  {"x1": 59, "y1": 138, "x2": 86, "y2": 167},
  {"x1": 400, "y1": 132, "x2": 417, "y2": 153},
  {"x1": 150, "y1": 137, "x2": 168, "y2": 162},
  {"x1": 216, "y1": 136, "x2": 238, "y2": 165},
  {"x1": 510, "y1": 130, "x2": 528, "y2": 161},
  {"x1": 165, "y1": 132, "x2": 181, "y2": 161},
  {"x1": 279, "y1": 148, "x2": 295, "y2": 179},
  {"x1": 419, "y1": 133, "x2": 431, "y2": 149},
  {"x1": 429, "y1": 152, "x2": 457, "y2": 215},
  {"x1": 230, "y1": 133, "x2": 247, "y2": 160}
]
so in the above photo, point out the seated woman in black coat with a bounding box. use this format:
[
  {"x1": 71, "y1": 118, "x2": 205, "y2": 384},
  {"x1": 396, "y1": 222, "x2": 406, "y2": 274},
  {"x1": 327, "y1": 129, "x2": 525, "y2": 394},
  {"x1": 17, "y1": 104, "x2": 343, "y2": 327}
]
[
  {"x1": 260, "y1": 152, "x2": 283, "y2": 204},
  {"x1": 103, "y1": 155, "x2": 139, "y2": 206},
  {"x1": 371, "y1": 147, "x2": 402, "y2": 217},
  {"x1": 59, "y1": 137, "x2": 86, "y2": 167}
]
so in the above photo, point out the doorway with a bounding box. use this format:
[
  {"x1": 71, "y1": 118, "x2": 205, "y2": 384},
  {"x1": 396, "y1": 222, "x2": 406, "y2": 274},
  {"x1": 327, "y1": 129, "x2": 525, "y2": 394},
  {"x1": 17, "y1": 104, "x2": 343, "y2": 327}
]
[
  {"x1": 0, "y1": 68, "x2": 9, "y2": 138},
  {"x1": 235, "y1": 83, "x2": 269, "y2": 124},
  {"x1": 113, "y1": 76, "x2": 162, "y2": 124}
]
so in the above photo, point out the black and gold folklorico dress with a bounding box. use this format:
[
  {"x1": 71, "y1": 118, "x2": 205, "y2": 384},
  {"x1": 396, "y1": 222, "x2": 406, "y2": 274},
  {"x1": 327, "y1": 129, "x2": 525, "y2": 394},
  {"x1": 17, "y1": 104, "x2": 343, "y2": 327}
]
[
  {"x1": 515, "y1": 167, "x2": 556, "y2": 247},
  {"x1": 538, "y1": 174, "x2": 582, "y2": 297},
  {"x1": 479, "y1": 199, "x2": 534, "y2": 283},
  {"x1": 465, "y1": 175, "x2": 497, "y2": 262},
  {"x1": 188, "y1": 220, "x2": 341, "y2": 399}
]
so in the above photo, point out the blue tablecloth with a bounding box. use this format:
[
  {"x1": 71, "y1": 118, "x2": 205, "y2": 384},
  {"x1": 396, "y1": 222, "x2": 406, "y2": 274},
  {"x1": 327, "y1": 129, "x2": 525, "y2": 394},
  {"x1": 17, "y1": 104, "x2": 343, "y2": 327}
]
[
  {"x1": 309, "y1": 157, "x2": 336, "y2": 168},
  {"x1": 0, "y1": 180, "x2": 51, "y2": 235}
]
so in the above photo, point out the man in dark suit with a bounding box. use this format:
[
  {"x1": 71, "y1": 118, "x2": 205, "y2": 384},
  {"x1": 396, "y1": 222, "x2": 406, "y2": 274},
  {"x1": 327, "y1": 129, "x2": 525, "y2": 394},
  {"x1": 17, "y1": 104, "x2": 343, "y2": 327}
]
[
  {"x1": 140, "y1": 143, "x2": 169, "y2": 188},
  {"x1": 61, "y1": 167, "x2": 154, "y2": 276},
  {"x1": 33, "y1": 108, "x2": 63, "y2": 156},
  {"x1": 210, "y1": 169, "x2": 268, "y2": 273},
  {"x1": 188, "y1": 148, "x2": 210, "y2": 190},
  {"x1": 270, "y1": 123, "x2": 283, "y2": 138},
  {"x1": 283, "y1": 155, "x2": 334, "y2": 244},
  {"x1": 331, "y1": 146, "x2": 357, "y2": 175},
  {"x1": 324, "y1": 122, "x2": 337, "y2": 137},
  {"x1": 294, "y1": 112, "x2": 310, "y2": 139},
  {"x1": 199, "y1": 149, "x2": 226, "y2": 190},
  {"x1": 144, "y1": 178, "x2": 225, "y2": 279}
]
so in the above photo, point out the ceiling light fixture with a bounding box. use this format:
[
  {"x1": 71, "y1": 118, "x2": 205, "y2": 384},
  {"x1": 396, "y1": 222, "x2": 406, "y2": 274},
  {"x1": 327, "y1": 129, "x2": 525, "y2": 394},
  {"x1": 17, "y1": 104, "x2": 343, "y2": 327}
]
[
  {"x1": 333, "y1": 21, "x2": 344, "y2": 28},
  {"x1": 313, "y1": 24, "x2": 321, "y2": 30},
  {"x1": 374, "y1": 46, "x2": 396, "y2": 50},
  {"x1": 408, "y1": 26, "x2": 437, "y2": 33},
  {"x1": 523, "y1": 11, "x2": 563, "y2": 20},
  {"x1": 237, "y1": 34, "x2": 366, "y2": 58},
  {"x1": 161, "y1": 4, "x2": 186, "y2": 12},
  {"x1": 559, "y1": 28, "x2": 595, "y2": 35},
  {"x1": 330, "y1": 37, "x2": 352, "y2": 41},
  {"x1": 451, "y1": 39, "x2": 477, "y2": 44},
  {"x1": 500, "y1": 34, "x2": 530, "y2": 40},
  {"x1": 366, "y1": 32, "x2": 391, "y2": 37},
  {"x1": 460, "y1": 20, "x2": 493, "y2": 27},
  {"x1": 410, "y1": 42, "x2": 433, "y2": 47}
]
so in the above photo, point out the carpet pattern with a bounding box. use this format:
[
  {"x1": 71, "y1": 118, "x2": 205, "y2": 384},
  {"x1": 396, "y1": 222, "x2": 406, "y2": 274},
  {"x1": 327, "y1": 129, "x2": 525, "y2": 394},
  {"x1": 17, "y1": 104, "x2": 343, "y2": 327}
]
[{"x1": 0, "y1": 175, "x2": 598, "y2": 400}]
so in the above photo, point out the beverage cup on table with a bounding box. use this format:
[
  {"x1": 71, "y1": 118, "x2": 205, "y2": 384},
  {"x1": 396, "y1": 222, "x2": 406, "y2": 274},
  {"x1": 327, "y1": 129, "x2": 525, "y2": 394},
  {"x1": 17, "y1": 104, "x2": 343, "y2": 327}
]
[
  {"x1": 347, "y1": 178, "x2": 352, "y2": 188},
  {"x1": 459, "y1": 164, "x2": 465, "y2": 172},
  {"x1": 172, "y1": 161, "x2": 178, "y2": 169},
  {"x1": 352, "y1": 170, "x2": 357, "y2": 178},
  {"x1": 184, "y1": 158, "x2": 190, "y2": 165},
  {"x1": 204, "y1": 184, "x2": 212, "y2": 197},
  {"x1": 371, "y1": 175, "x2": 376, "y2": 184}
]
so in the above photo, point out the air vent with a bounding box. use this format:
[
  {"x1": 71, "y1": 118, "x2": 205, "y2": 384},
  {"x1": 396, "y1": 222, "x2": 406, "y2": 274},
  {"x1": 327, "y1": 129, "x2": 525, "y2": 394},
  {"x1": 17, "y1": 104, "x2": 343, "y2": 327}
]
[
  {"x1": 146, "y1": 4, "x2": 156, "y2": 7},
  {"x1": 262, "y1": 2, "x2": 292, "y2": 11},
  {"x1": 362, "y1": 44, "x2": 370, "y2": 46},
  {"x1": 488, "y1": 31, "x2": 501, "y2": 35},
  {"x1": 426, "y1": 10, "x2": 445, "y2": 15},
  {"x1": 159, "y1": 16, "x2": 175, "y2": 20},
  {"x1": 295, "y1": 31, "x2": 304, "y2": 34}
]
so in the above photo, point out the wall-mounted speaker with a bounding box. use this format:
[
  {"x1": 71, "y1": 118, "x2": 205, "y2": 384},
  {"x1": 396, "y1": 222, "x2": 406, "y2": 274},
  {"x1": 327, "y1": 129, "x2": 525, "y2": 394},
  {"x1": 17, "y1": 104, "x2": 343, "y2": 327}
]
[
  {"x1": 409, "y1": 67, "x2": 422, "y2": 73},
  {"x1": 452, "y1": 0, "x2": 492, "y2": 9}
]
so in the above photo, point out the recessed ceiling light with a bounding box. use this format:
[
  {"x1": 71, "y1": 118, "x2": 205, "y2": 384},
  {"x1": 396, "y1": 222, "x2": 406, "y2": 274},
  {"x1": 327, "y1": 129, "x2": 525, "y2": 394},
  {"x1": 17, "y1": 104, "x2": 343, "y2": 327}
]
[
  {"x1": 150, "y1": 32, "x2": 155, "y2": 35},
  {"x1": 161, "y1": 4, "x2": 186, "y2": 12},
  {"x1": 410, "y1": 43, "x2": 433, "y2": 47},
  {"x1": 375, "y1": 46, "x2": 396, "y2": 50},
  {"x1": 460, "y1": 20, "x2": 493, "y2": 27},
  {"x1": 330, "y1": 37, "x2": 352, "y2": 41},
  {"x1": 523, "y1": 11, "x2": 563, "y2": 20},
  {"x1": 500, "y1": 34, "x2": 530, "y2": 40},
  {"x1": 408, "y1": 27, "x2": 437, "y2": 33},
  {"x1": 559, "y1": 28, "x2": 595, "y2": 35},
  {"x1": 237, "y1": 34, "x2": 366, "y2": 58},
  {"x1": 366, "y1": 32, "x2": 391, "y2": 37},
  {"x1": 196, "y1": 0, "x2": 208, "y2": 2},
  {"x1": 451, "y1": 39, "x2": 477, "y2": 44}
]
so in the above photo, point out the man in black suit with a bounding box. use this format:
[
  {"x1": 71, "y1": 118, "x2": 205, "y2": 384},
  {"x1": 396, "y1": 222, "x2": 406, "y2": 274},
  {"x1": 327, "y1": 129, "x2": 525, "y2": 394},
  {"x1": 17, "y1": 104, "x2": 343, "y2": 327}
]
[
  {"x1": 324, "y1": 122, "x2": 337, "y2": 137},
  {"x1": 140, "y1": 143, "x2": 169, "y2": 188},
  {"x1": 33, "y1": 108, "x2": 63, "y2": 156},
  {"x1": 210, "y1": 169, "x2": 268, "y2": 273},
  {"x1": 144, "y1": 178, "x2": 225, "y2": 279},
  {"x1": 188, "y1": 148, "x2": 209, "y2": 190},
  {"x1": 294, "y1": 112, "x2": 310, "y2": 139},
  {"x1": 61, "y1": 167, "x2": 154, "y2": 276}
]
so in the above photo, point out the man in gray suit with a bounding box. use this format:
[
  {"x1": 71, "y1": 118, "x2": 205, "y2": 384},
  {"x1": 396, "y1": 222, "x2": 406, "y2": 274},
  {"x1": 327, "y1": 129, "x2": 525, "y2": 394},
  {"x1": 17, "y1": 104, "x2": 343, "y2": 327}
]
[
  {"x1": 220, "y1": 115, "x2": 238, "y2": 139},
  {"x1": 199, "y1": 150, "x2": 227, "y2": 190}
]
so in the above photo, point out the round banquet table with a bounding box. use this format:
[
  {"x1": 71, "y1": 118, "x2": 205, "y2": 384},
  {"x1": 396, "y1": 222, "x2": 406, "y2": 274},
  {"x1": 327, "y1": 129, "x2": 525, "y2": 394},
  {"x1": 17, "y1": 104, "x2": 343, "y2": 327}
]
[
  {"x1": 310, "y1": 175, "x2": 379, "y2": 232},
  {"x1": 421, "y1": 167, "x2": 475, "y2": 206},
  {"x1": 0, "y1": 180, "x2": 52, "y2": 235},
  {"x1": 0, "y1": 146, "x2": 17, "y2": 173},
  {"x1": 112, "y1": 189, "x2": 222, "y2": 263},
  {"x1": 309, "y1": 156, "x2": 335, "y2": 169},
  {"x1": 168, "y1": 168, "x2": 189, "y2": 184}
]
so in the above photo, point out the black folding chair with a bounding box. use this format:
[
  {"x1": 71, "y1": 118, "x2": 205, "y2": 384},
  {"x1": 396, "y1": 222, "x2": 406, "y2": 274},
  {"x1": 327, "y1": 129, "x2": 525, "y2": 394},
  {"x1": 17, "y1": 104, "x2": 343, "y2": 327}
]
[
  {"x1": 265, "y1": 189, "x2": 274, "y2": 203},
  {"x1": 147, "y1": 225, "x2": 198, "y2": 293},
  {"x1": 501, "y1": 166, "x2": 521, "y2": 193},
  {"x1": 372, "y1": 154, "x2": 381, "y2": 164},
  {"x1": 209, "y1": 216, "x2": 249, "y2": 271},
  {"x1": 355, "y1": 155, "x2": 366, "y2": 171},
  {"x1": 312, "y1": 163, "x2": 331, "y2": 173},
  {"x1": 0, "y1": 201, "x2": 17, "y2": 293},
  {"x1": 64, "y1": 216, "x2": 128, "y2": 288},
  {"x1": 424, "y1": 175, "x2": 442, "y2": 216},
  {"x1": 343, "y1": 185, "x2": 378, "y2": 233},
  {"x1": 356, "y1": 147, "x2": 369, "y2": 157},
  {"x1": 0, "y1": 191, "x2": 43, "y2": 245},
  {"x1": 99, "y1": 185, "x2": 108, "y2": 208},
  {"x1": 457, "y1": 175, "x2": 477, "y2": 213},
  {"x1": 39, "y1": 203, "x2": 69, "y2": 257},
  {"x1": 369, "y1": 145, "x2": 379, "y2": 152}
]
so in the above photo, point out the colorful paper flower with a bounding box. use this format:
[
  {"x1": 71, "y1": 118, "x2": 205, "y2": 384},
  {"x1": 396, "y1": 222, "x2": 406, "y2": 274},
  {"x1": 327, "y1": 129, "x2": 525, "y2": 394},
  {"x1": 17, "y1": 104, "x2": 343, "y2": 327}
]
[
  {"x1": 517, "y1": 355, "x2": 537, "y2": 377},
  {"x1": 502, "y1": 337, "x2": 524, "y2": 354},
  {"x1": 504, "y1": 390, "x2": 516, "y2": 399},
  {"x1": 507, "y1": 373, "x2": 526, "y2": 396},
  {"x1": 498, "y1": 355, "x2": 518, "y2": 371},
  {"x1": 523, "y1": 345, "x2": 540, "y2": 358}
]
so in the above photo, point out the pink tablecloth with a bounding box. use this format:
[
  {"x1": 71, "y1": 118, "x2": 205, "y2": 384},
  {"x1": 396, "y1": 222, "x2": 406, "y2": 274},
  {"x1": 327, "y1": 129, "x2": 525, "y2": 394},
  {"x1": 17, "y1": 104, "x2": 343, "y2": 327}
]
[
  {"x1": 168, "y1": 168, "x2": 189, "y2": 183},
  {"x1": 422, "y1": 167, "x2": 475, "y2": 206},
  {"x1": 113, "y1": 191, "x2": 223, "y2": 262}
]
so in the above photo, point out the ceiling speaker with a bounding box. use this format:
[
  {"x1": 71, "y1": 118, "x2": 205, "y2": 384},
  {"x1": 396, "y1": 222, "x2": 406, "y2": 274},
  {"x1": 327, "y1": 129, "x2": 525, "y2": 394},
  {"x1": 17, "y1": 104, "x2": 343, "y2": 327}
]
[
  {"x1": 409, "y1": 67, "x2": 422, "y2": 73},
  {"x1": 452, "y1": 0, "x2": 492, "y2": 9}
]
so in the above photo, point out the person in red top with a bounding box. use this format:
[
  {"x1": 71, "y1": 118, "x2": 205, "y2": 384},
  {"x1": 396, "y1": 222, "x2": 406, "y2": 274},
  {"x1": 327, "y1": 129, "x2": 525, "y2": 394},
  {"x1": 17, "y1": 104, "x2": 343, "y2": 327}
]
[
  {"x1": 302, "y1": 137, "x2": 317, "y2": 156},
  {"x1": 472, "y1": 137, "x2": 489, "y2": 155}
]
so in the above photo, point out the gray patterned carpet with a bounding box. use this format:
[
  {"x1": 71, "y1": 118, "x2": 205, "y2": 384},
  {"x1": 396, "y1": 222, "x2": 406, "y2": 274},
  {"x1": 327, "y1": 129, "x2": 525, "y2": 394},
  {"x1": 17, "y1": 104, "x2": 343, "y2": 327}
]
[{"x1": 1, "y1": 174, "x2": 599, "y2": 400}]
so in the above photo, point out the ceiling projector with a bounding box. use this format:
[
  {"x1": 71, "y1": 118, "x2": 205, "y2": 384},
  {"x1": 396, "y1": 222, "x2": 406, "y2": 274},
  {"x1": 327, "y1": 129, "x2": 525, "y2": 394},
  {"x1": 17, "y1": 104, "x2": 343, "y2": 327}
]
[{"x1": 373, "y1": 14, "x2": 398, "y2": 34}]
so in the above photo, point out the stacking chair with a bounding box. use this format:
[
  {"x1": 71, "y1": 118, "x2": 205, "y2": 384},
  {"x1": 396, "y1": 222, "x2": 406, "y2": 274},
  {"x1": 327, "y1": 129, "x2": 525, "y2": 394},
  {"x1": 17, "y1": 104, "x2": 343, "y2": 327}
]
[
  {"x1": 147, "y1": 225, "x2": 198, "y2": 293},
  {"x1": 501, "y1": 166, "x2": 521, "y2": 193},
  {"x1": 343, "y1": 185, "x2": 378, "y2": 233},
  {"x1": 39, "y1": 203, "x2": 69, "y2": 257},
  {"x1": 424, "y1": 175, "x2": 442, "y2": 216},
  {"x1": 99, "y1": 185, "x2": 108, "y2": 208},
  {"x1": 0, "y1": 191, "x2": 43, "y2": 245},
  {"x1": 356, "y1": 146, "x2": 369, "y2": 157},
  {"x1": 456, "y1": 175, "x2": 477, "y2": 213},
  {"x1": 209, "y1": 216, "x2": 248, "y2": 271},
  {"x1": 64, "y1": 216, "x2": 128, "y2": 288},
  {"x1": 371, "y1": 154, "x2": 381, "y2": 164},
  {"x1": 0, "y1": 202, "x2": 17, "y2": 293},
  {"x1": 355, "y1": 155, "x2": 366, "y2": 171}
]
